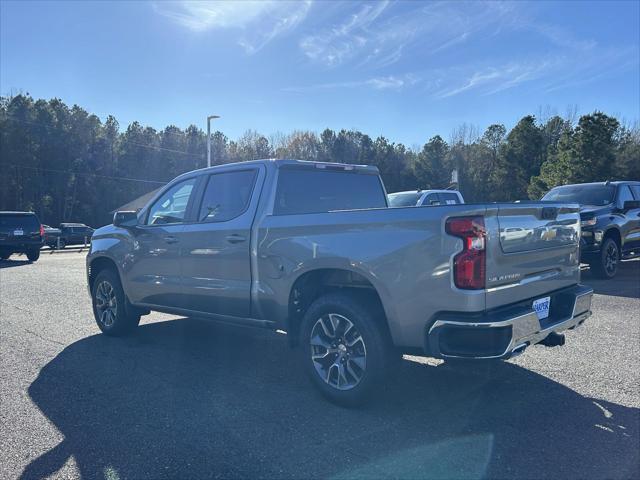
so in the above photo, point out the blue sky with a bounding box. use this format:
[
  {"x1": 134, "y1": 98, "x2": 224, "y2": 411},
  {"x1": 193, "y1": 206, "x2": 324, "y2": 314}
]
[{"x1": 1, "y1": 0, "x2": 638, "y2": 146}]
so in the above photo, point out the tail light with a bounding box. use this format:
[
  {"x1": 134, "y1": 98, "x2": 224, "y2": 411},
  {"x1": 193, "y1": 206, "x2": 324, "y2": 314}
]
[
  {"x1": 446, "y1": 216, "x2": 486, "y2": 290},
  {"x1": 39, "y1": 225, "x2": 45, "y2": 237}
]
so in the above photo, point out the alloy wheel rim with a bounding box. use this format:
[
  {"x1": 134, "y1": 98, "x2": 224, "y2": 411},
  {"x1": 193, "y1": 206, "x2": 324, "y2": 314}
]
[
  {"x1": 95, "y1": 280, "x2": 117, "y2": 328},
  {"x1": 310, "y1": 313, "x2": 367, "y2": 391},
  {"x1": 605, "y1": 243, "x2": 618, "y2": 275}
]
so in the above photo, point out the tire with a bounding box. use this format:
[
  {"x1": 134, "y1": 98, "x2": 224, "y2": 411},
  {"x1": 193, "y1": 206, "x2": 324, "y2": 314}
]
[
  {"x1": 591, "y1": 237, "x2": 619, "y2": 279},
  {"x1": 26, "y1": 249, "x2": 40, "y2": 262},
  {"x1": 91, "y1": 268, "x2": 140, "y2": 336},
  {"x1": 299, "y1": 292, "x2": 394, "y2": 407}
]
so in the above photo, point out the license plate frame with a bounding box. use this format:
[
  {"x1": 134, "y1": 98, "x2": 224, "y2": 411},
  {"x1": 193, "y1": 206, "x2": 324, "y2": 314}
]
[
  {"x1": 13, "y1": 229, "x2": 24, "y2": 236},
  {"x1": 533, "y1": 296, "x2": 551, "y2": 320}
]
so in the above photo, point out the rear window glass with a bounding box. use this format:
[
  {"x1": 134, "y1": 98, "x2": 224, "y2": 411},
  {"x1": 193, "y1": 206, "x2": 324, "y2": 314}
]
[
  {"x1": 0, "y1": 214, "x2": 40, "y2": 231},
  {"x1": 388, "y1": 192, "x2": 421, "y2": 207},
  {"x1": 440, "y1": 192, "x2": 461, "y2": 205},
  {"x1": 423, "y1": 193, "x2": 441, "y2": 206},
  {"x1": 274, "y1": 169, "x2": 386, "y2": 215}
]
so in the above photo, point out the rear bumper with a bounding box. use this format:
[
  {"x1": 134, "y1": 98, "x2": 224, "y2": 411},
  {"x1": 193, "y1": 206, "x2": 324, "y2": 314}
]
[
  {"x1": 0, "y1": 239, "x2": 44, "y2": 252},
  {"x1": 426, "y1": 284, "x2": 593, "y2": 360}
]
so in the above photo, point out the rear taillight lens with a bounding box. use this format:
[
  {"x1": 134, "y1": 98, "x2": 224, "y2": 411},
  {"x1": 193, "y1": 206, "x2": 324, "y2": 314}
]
[
  {"x1": 39, "y1": 225, "x2": 45, "y2": 237},
  {"x1": 446, "y1": 216, "x2": 486, "y2": 290}
]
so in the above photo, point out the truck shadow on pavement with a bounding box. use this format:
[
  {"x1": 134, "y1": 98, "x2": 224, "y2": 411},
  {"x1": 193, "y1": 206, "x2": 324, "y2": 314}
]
[{"x1": 23, "y1": 318, "x2": 639, "y2": 480}]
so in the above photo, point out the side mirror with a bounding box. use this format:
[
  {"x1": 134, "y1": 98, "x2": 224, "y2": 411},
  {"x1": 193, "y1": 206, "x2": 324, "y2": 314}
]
[
  {"x1": 623, "y1": 200, "x2": 640, "y2": 211},
  {"x1": 113, "y1": 211, "x2": 139, "y2": 228}
]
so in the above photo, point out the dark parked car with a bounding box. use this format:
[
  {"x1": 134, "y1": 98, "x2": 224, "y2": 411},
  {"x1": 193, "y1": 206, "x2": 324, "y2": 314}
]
[
  {"x1": 0, "y1": 211, "x2": 44, "y2": 261},
  {"x1": 58, "y1": 223, "x2": 94, "y2": 248},
  {"x1": 542, "y1": 181, "x2": 640, "y2": 278},
  {"x1": 42, "y1": 225, "x2": 61, "y2": 248}
]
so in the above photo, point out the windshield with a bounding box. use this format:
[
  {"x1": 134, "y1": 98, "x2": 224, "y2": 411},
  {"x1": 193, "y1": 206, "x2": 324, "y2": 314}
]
[
  {"x1": 388, "y1": 192, "x2": 421, "y2": 207},
  {"x1": 542, "y1": 185, "x2": 615, "y2": 206}
]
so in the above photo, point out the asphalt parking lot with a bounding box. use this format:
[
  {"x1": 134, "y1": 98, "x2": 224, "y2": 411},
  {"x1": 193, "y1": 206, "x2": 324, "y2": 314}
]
[{"x1": 1, "y1": 252, "x2": 639, "y2": 480}]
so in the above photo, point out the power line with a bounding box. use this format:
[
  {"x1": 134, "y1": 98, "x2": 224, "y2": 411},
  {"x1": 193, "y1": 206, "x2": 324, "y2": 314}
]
[
  {"x1": 7, "y1": 164, "x2": 167, "y2": 185},
  {"x1": 1, "y1": 115, "x2": 206, "y2": 157}
]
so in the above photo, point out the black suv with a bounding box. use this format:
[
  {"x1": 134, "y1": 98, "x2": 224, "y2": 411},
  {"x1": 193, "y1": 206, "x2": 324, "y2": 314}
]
[
  {"x1": 58, "y1": 223, "x2": 94, "y2": 248},
  {"x1": 542, "y1": 181, "x2": 640, "y2": 278},
  {"x1": 0, "y1": 211, "x2": 45, "y2": 262}
]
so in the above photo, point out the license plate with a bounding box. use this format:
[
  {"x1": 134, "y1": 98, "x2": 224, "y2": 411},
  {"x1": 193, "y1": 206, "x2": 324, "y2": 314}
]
[
  {"x1": 533, "y1": 296, "x2": 551, "y2": 320},
  {"x1": 13, "y1": 229, "x2": 24, "y2": 236}
]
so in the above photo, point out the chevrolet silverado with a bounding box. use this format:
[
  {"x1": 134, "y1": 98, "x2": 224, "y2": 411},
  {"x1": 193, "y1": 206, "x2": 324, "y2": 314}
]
[{"x1": 87, "y1": 159, "x2": 593, "y2": 405}]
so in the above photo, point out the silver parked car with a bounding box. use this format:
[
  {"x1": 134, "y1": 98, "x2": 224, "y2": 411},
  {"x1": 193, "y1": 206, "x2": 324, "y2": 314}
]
[{"x1": 388, "y1": 189, "x2": 465, "y2": 207}]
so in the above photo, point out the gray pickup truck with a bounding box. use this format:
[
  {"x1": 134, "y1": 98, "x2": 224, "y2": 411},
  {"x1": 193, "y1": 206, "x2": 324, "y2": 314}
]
[{"x1": 87, "y1": 159, "x2": 593, "y2": 405}]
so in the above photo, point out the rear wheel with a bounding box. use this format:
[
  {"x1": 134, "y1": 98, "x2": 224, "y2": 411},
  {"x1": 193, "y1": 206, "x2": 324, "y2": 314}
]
[
  {"x1": 300, "y1": 293, "x2": 394, "y2": 407},
  {"x1": 26, "y1": 249, "x2": 40, "y2": 262},
  {"x1": 92, "y1": 269, "x2": 140, "y2": 336},
  {"x1": 591, "y1": 237, "x2": 619, "y2": 279}
]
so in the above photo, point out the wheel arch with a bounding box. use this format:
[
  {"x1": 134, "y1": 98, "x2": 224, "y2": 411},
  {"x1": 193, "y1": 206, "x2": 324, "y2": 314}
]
[
  {"x1": 88, "y1": 255, "x2": 120, "y2": 293},
  {"x1": 603, "y1": 227, "x2": 622, "y2": 248},
  {"x1": 285, "y1": 266, "x2": 396, "y2": 347}
]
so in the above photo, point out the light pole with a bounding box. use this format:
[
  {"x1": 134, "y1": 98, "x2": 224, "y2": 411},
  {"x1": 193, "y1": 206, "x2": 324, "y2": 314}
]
[{"x1": 207, "y1": 114, "x2": 220, "y2": 167}]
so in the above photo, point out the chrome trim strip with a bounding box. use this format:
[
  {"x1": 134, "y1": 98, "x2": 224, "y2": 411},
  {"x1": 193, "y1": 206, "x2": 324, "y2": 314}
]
[{"x1": 486, "y1": 269, "x2": 565, "y2": 292}]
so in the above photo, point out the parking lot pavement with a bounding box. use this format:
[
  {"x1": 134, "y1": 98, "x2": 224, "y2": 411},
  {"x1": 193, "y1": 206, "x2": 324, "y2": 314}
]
[{"x1": 1, "y1": 253, "x2": 638, "y2": 480}]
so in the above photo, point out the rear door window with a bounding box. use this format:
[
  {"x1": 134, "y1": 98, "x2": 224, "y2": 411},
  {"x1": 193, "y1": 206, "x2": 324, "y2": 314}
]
[
  {"x1": 197, "y1": 169, "x2": 258, "y2": 222},
  {"x1": 630, "y1": 185, "x2": 640, "y2": 199},
  {"x1": 274, "y1": 168, "x2": 387, "y2": 215}
]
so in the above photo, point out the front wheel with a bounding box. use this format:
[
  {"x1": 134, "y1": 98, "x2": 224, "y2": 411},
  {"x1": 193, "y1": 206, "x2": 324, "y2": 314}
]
[
  {"x1": 26, "y1": 249, "x2": 40, "y2": 262},
  {"x1": 300, "y1": 293, "x2": 394, "y2": 407},
  {"x1": 591, "y1": 237, "x2": 619, "y2": 279},
  {"x1": 92, "y1": 269, "x2": 140, "y2": 336}
]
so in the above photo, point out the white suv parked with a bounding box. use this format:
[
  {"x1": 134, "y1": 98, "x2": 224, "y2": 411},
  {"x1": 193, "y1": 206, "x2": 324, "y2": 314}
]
[{"x1": 388, "y1": 189, "x2": 465, "y2": 207}]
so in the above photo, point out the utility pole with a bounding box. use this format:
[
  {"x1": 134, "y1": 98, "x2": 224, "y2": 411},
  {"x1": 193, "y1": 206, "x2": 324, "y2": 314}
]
[{"x1": 207, "y1": 115, "x2": 220, "y2": 167}]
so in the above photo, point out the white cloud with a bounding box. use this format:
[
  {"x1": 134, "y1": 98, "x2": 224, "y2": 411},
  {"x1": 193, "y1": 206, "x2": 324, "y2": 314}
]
[
  {"x1": 299, "y1": 1, "x2": 390, "y2": 66},
  {"x1": 431, "y1": 45, "x2": 638, "y2": 99},
  {"x1": 283, "y1": 74, "x2": 418, "y2": 93},
  {"x1": 299, "y1": 2, "x2": 514, "y2": 68},
  {"x1": 154, "y1": 0, "x2": 312, "y2": 53}
]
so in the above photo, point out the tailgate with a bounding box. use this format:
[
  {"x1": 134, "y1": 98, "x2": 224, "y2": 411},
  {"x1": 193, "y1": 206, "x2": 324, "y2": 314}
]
[{"x1": 484, "y1": 203, "x2": 581, "y2": 309}]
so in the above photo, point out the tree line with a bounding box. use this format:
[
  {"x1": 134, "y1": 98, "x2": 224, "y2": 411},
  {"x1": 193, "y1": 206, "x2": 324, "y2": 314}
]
[{"x1": 1, "y1": 94, "x2": 638, "y2": 227}]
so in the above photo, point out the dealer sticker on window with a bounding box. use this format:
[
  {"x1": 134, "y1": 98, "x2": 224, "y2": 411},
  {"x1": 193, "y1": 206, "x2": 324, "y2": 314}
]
[{"x1": 533, "y1": 296, "x2": 551, "y2": 320}]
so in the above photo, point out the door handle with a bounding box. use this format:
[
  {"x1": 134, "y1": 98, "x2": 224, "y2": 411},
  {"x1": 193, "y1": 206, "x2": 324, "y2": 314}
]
[
  {"x1": 226, "y1": 234, "x2": 246, "y2": 244},
  {"x1": 164, "y1": 235, "x2": 179, "y2": 244}
]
